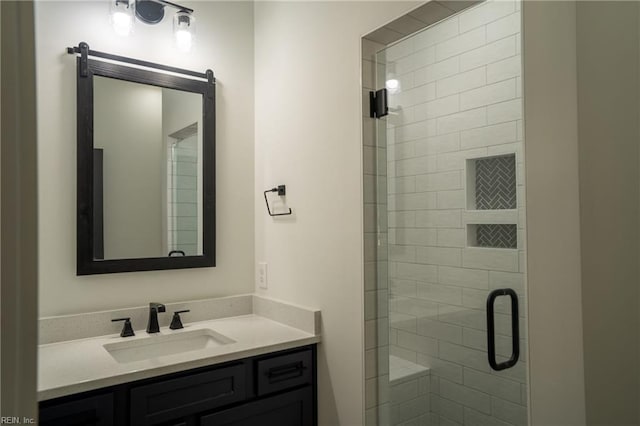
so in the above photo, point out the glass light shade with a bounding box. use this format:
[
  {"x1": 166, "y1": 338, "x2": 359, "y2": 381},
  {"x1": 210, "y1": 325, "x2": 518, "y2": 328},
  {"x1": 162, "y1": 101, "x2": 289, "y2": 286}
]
[
  {"x1": 174, "y1": 11, "x2": 195, "y2": 52},
  {"x1": 385, "y1": 78, "x2": 400, "y2": 93},
  {"x1": 110, "y1": 0, "x2": 134, "y2": 36}
]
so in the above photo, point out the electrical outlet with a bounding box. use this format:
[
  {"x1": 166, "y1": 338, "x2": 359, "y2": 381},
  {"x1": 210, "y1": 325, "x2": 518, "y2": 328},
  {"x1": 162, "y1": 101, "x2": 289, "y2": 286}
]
[{"x1": 257, "y1": 262, "x2": 268, "y2": 289}]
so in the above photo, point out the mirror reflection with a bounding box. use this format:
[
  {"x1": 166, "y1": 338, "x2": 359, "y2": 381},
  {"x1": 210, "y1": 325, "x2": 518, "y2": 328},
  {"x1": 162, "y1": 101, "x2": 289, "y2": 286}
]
[{"x1": 93, "y1": 76, "x2": 203, "y2": 260}]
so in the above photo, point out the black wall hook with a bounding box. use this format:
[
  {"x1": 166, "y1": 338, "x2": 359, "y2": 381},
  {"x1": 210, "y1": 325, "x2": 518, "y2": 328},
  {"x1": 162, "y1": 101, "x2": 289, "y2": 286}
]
[{"x1": 264, "y1": 185, "x2": 292, "y2": 216}]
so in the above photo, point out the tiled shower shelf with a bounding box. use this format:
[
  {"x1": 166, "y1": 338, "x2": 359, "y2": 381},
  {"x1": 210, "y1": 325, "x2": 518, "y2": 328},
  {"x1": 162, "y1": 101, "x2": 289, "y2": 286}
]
[
  {"x1": 466, "y1": 153, "x2": 517, "y2": 211},
  {"x1": 468, "y1": 224, "x2": 517, "y2": 249}
]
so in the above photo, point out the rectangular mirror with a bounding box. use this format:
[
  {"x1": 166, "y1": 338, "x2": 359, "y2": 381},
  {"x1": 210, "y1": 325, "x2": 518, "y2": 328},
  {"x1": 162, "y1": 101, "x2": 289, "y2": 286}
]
[{"x1": 73, "y1": 43, "x2": 215, "y2": 275}]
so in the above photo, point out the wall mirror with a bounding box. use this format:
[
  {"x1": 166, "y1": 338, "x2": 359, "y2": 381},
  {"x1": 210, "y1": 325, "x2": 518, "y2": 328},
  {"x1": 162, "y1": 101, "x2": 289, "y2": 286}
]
[{"x1": 70, "y1": 42, "x2": 216, "y2": 275}]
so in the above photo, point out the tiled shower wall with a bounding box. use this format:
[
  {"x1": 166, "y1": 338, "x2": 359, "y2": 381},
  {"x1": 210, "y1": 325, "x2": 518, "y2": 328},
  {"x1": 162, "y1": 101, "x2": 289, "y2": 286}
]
[{"x1": 382, "y1": 1, "x2": 527, "y2": 425}]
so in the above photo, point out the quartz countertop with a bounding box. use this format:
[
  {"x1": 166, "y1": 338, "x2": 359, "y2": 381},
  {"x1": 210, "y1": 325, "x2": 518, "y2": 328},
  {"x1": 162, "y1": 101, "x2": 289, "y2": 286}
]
[{"x1": 39, "y1": 313, "x2": 320, "y2": 401}]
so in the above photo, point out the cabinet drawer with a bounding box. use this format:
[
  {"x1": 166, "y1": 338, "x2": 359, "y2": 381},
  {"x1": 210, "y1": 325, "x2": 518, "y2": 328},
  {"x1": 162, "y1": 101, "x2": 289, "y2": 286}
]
[
  {"x1": 40, "y1": 393, "x2": 113, "y2": 426},
  {"x1": 256, "y1": 349, "x2": 312, "y2": 396},
  {"x1": 200, "y1": 386, "x2": 313, "y2": 426},
  {"x1": 130, "y1": 363, "x2": 246, "y2": 425}
]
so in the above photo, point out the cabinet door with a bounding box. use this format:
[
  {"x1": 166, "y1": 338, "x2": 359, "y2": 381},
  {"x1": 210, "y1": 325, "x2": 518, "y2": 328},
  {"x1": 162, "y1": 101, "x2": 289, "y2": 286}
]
[
  {"x1": 130, "y1": 362, "x2": 246, "y2": 425},
  {"x1": 40, "y1": 393, "x2": 113, "y2": 426},
  {"x1": 200, "y1": 386, "x2": 313, "y2": 426}
]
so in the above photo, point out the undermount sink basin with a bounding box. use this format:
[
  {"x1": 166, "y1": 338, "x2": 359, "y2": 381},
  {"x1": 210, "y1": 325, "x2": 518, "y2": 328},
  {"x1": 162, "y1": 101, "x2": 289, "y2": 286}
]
[{"x1": 103, "y1": 328, "x2": 235, "y2": 363}]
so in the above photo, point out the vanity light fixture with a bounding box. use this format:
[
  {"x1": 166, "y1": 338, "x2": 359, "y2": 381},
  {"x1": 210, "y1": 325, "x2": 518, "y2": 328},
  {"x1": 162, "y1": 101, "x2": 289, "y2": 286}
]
[{"x1": 110, "y1": 0, "x2": 196, "y2": 51}]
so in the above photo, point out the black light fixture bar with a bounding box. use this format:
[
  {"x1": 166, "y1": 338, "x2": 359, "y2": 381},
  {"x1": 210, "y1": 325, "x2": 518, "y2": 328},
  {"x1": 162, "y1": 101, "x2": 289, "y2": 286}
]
[
  {"x1": 66, "y1": 43, "x2": 212, "y2": 81},
  {"x1": 153, "y1": 0, "x2": 193, "y2": 14}
]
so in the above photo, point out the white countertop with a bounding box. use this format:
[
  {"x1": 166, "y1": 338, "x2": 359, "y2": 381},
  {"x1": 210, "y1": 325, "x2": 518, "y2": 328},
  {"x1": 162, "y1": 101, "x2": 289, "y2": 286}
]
[{"x1": 39, "y1": 314, "x2": 320, "y2": 401}]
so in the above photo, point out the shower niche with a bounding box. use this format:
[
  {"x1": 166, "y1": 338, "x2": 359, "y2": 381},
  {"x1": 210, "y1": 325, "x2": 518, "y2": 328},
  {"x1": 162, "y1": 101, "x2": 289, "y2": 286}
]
[{"x1": 465, "y1": 153, "x2": 519, "y2": 249}]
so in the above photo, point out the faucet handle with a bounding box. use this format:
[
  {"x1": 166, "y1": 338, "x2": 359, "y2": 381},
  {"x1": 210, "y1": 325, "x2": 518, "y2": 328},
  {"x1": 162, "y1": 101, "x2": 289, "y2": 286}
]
[
  {"x1": 169, "y1": 310, "x2": 190, "y2": 330},
  {"x1": 112, "y1": 317, "x2": 135, "y2": 337}
]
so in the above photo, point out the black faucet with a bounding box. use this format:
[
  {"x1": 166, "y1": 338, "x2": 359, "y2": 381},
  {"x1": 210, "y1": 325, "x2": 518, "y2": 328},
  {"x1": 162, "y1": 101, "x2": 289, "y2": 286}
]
[{"x1": 146, "y1": 302, "x2": 166, "y2": 333}]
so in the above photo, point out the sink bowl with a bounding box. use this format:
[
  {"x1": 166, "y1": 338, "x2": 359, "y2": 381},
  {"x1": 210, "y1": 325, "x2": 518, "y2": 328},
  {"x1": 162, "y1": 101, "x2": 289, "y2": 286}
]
[{"x1": 103, "y1": 328, "x2": 235, "y2": 363}]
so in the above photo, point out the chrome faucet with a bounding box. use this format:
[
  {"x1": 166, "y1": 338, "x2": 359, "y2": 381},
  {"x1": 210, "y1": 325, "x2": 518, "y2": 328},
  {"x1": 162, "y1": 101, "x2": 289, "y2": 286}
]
[{"x1": 146, "y1": 302, "x2": 166, "y2": 333}]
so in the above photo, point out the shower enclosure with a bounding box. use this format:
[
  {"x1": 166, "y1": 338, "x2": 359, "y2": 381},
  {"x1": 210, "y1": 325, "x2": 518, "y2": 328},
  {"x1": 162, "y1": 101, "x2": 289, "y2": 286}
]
[{"x1": 363, "y1": 1, "x2": 528, "y2": 425}]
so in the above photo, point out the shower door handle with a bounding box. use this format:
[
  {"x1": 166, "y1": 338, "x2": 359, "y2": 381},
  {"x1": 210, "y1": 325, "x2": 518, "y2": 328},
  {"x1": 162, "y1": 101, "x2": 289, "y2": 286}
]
[{"x1": 486, "y1": 288, "x2": 520, "y2": 371}]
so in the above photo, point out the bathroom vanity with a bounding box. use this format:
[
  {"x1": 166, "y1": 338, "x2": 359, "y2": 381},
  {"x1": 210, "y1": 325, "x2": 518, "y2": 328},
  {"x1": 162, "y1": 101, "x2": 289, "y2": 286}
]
[
  {"x1": 40, "y1": 345, "x2": 316, "y2": 426},
  {"x1": 38, "y1": 295, "x2": 320, "y2": 426}
]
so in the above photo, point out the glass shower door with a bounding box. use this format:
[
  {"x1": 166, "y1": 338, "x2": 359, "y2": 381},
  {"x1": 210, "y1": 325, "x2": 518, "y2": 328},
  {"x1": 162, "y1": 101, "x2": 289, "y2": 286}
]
[{"x1": 374, "y1": 2, "x2": 528, "y2": 425}]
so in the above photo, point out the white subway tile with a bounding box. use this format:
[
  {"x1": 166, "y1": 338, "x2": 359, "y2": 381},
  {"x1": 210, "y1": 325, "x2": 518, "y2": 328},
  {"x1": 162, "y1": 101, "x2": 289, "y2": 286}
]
[
  {"x1": 463, "y1": 209, "x2": 518, "y2": 225},
  {"x1": 416, "y1": 171, "x2": 462, "y2": 192},
  {"x1": 431, "y1": 394, "x2": 464, "y2": 423},
  {"x1": 389, "y1": 192, "x2": 437, "y2": 211},
  {"x1": 460, "y1": 36, "x2": 516, "y2": 71},
  {"x1": 390, "y1": 245, "x2": 417, "y2": 262},
  {"x1": 437, "y1": 148, "x2": 488, "y2": 172},
  {"x1": 437, "y1": 228, "x2": 466, "y2": 247},
  {"x1": 388, "y1": 211, "x2": 416, "y2": 228},
  {"x1": 437, "y1": 190, "x2": 466, "y2": 209},
  {"x1": 386, "y1": 40, "x2": 414, "y2": 62},
  {"x1": 397, "y1": 330, "x2": 438, "y2": 356},
  {"x1": 487, "y1": 99, "x2": 522, "y2": 124},
  {"x1": 487, "y1": 55, "x2": 521, "y2": 84},
  {"x1": 395, "y1": 155, "x2": 437, "y2": 177},
  {"x1": 390, "y1": 311, "x2": 417, "y2": 332},
  {"x1": 391, "y1": 279, "x2": 418, "y2": 297},
  {"x1": 437, "y1": 107, "x2": 487, "y2": 135},
  {"x1": 416, "y1": 210, "x2": 462, "y2": 228},
  {"x1": 363, "y1": 146, "x2": 375, "y2": 175},
  {"x1": 437, "y1": 67, "x2": 487, "y2": 98},
  {"x1": 463, "y1": 368, "x2": 522, "y2": 404},
  {"x1": 396, "y1": 262, "x2": 438, "y2": 282},
  {"x1": 460, "y1": 121, "x2": 517, "y2": 149},
  {"x1": 460, "y1": 79, "x2": 516, "y2": 110},
  {"x1": 362, "y1": 59, "x2": 375, "y2": 90},
  {"x1": 390, "y1": 346, "x2": 417, "y2": 363},
  {"x1": 417, "y1": 282, "x2": 463, "y2": 305},
  {"x1": 394, "y1": 228, "x2": 438, "y2": 246},
  {"x1": 440, "y1": 379, "x2": 491, "y2": 414},
  {"x1": 415, "y1": 133, "x2": 461, "y2": 156},
  {"x1": 392, "y1": 296, "x2": 439, "y2": 319},
  {"x1": 438, "y1": 266, "x2": 489, "y2": 289},
  {"x1": 416, "y1": 246, "x2": 463, "y2": 267},
  {"x1": 390, "y1": 378, "x2": 419, "y2": 403},
  {"x1": 489, "y1": 271, "x2": 524, "y2": 292},
  {"x1": 388, "y1": 176, "x2": 416, "y2": 194},
  {"x1": 487, "y1": 141, "x2": 522, "y2": 157},
  {"x1": 396, "y1": 120, "x2": 434, "y2": 142},
  {"x1": 414, "y1": 56, "x2": 460, "y2": 86},
  {"x1": 413, "y1": 16, "x2": 460, "y2": 51},
  {"x1": 492, "y1": 397, "x2": 527, "y2": 426},
  {"x1": 436, "y1": 27, "x2": 486, "y2": 62},
  {"x1": 462, "y1": 248, "x2": 519, "y2": 272},
  {"x1": 414, "y1": 94, "x2": 460, "y2": 120},
  {"x1": 487, "y1": 11, "x2": 520, "y2": 42},
  {"x1": 417, "y1": 317, "x2": 463, "y2": 344},
  {"x1": 463, "y1": 407, "x2": 513, "y2": 426},
  {"x1": 459, "y1": 0, "x2": 516, "y2": 33},
  {"x1": 438, "y1": 306, "x2": 487, "y2": 332},
  {"x1": 389, "y1": 141, "x2": 415, "y2": 161}
]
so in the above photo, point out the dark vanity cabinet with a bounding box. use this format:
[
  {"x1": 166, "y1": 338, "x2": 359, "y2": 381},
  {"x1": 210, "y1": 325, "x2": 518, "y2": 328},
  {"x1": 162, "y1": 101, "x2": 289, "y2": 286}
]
[{"x1": 39, "y1": 345, "x2": 316, "y2": 426}]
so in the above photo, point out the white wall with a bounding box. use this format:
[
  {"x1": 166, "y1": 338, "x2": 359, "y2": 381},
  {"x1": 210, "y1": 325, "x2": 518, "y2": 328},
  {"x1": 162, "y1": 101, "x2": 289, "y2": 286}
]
[
  {"x1": 576, "y1": 2, "x2": 640, "y2": 424},
  {"x1": 522, "y1": 1, "x2": 586, "y2": 424},
  {"x1": 35, "y1": 1, "x2": 255, "y2": 316},
  {"x1": 253, "y1": 2, "x2": 418, "y2": 425}
]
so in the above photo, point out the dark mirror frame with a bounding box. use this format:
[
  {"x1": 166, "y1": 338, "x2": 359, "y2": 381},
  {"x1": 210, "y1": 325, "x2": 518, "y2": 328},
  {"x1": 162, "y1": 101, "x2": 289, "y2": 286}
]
[{"x1": 72, "y1": 42, "x2": 216, "y2": 275}]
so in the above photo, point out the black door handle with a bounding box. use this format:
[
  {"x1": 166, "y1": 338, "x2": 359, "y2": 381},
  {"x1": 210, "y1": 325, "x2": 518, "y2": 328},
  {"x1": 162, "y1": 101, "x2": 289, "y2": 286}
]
[{"x1": 486, "y1": 288, "x2": 520, "y2": 371}]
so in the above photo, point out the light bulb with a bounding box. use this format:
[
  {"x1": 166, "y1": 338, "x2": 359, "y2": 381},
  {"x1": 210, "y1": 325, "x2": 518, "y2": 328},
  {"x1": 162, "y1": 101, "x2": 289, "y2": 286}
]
[
  {"x1": 110, "y1": 0, "x2": 134, "y2": 36},
  {"x1": 174, "y1": 11, "x2": 195, "y2": 52},
  {"x1": 386, "y1": 78, "x2": 400, "y2": 94},
  {"x1": 175, "y1": 29, "x2": 192, "y2": 52}
]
